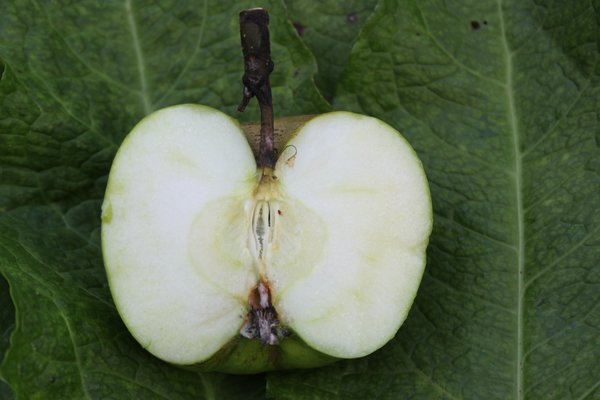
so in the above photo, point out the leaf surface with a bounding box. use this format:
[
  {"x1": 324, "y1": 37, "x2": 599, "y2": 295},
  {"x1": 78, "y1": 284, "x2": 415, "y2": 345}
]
[
  {"x1": 283, "y1": 0, "x2": 378, "y2": 101},
  {"x1": 268, "y1": 0, "x2": 600, "y2": 398}
]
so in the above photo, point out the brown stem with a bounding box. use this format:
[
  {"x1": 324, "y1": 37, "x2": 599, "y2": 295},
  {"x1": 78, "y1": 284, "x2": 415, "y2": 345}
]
[{"x1": 238, "y1": 8, "x2": 276, "y2": 168}]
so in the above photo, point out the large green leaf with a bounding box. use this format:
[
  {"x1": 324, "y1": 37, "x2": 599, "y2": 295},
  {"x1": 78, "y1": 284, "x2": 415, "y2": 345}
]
[
  {"x1": 0, "y1": 1, "x2": 327, "y2": 398},
  {"x1": 268, "y1": 0, "x2": 600, "y2": 398},
  {"x1": 284, "y1": 0, "x2": 378, "y2": 101},
  {"x1": 4, "y1": 0, "x2": 600, "y2": 398}
]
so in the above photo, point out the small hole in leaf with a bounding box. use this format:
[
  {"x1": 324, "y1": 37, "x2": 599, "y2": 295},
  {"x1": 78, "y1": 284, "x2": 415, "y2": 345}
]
[
  {"x1": 470, "y1": 20, "x2": 481, "y2": 30},
  {"x1": 483, "y1": 20, "x2": 488, "y2": 25},
  {"x1": 347, "y1": 13, "x2": 357, "y2": 24}
]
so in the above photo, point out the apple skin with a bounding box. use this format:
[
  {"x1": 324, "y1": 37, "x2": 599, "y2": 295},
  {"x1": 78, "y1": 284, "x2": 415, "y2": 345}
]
[
  {"x1": 240, "y1": 114, "x2": 315, "y2": 157},
  {"x1": 196, "y1": 335, "x2": 338, "y2": 374},
  {"x1": 102, "y1": 104, "x2": 432, "y2": 373}
]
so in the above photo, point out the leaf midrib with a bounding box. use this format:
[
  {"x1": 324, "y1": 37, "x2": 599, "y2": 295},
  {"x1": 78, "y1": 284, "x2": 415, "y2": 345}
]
[{"x1": 497, "y1": 1, "x2": 525, "y2": 399}]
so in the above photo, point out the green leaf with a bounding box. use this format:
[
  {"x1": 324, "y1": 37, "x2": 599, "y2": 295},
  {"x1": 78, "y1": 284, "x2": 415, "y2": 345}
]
[
  {"x1": 268, "y1": 0, "x2": 600, "y2": 398},
  {"x1": 284, "y1": 0, "x2": 378, "y2": 101},
  {"x1": 0, "y1": 0, "x2": 325, "y2": 398},
  {"x1": 5, "y1": 0, "x2": 599, "y2": 398}
]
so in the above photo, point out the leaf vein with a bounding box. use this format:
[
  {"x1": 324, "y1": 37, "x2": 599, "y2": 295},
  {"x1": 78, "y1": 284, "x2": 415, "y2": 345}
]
[
  {"x1": 125, "y1": 0, "x2": 151, "y2": 114},
  {"x1": 415, "y1": 4, "x2": 505, "y2": 88},
  {"x1": 525, "y1": 223, "x2": 600, "y2": 289},
  {"x1": 399, "y1": 345, "x2": 462, "y2": 400},
  {"x1": 56, "y1": 306, "x2": 93, "y2": 400},
  {"x1": 152, "y1": 0, "x2": 208, "y2": 108},
  {"x1": 524, "y1": 299, "x2": 600, "y2": 360},
  {"x1": 521, "y1": 59, "x2": 597, "y2": 158},
  {"x1": 575, "y1": 379, "x2": 600, "y2": 400},
  {"x1": 0, "y1": 238, "x2": 92, "y2": 399},
  {"x1": 3, "y1": 214, "x2": 115, "y2": 311},
  {"x1": 425, "y1": 270, "x2": 516, "y2": 315},
  {"x1": 93, "y1": 370, "x2": 171, "y2": 399},
  {"x1": 40, "y1": 2, "x2": 139, "y2": 95},
  {"x1": 434, "y1": 212, "x2": 516, "y2": 251}
]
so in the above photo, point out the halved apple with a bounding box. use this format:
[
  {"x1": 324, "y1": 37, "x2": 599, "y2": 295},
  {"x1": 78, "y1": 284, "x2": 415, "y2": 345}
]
[{"x1": 101, "y1": 104, "x2": 432, "y2": 373}]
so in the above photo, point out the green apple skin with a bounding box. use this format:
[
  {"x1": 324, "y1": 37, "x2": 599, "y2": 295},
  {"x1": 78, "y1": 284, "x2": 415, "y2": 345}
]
[
  {"x1": 102, "y1": 104, "x2": 432, "y2": 373},
  {"x1": 196, "y1": 335, "x2": 337, "y2": 374}
]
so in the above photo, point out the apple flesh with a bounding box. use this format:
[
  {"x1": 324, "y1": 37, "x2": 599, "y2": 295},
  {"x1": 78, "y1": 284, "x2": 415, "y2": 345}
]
[{"x1": 101, "y1": 104, "x2": 432, "y2": 373}]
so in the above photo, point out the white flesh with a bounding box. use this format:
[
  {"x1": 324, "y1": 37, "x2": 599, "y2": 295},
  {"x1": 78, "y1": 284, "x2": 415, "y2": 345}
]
[
  {"x1": 102, "y1": 105, "x2": 258, "y2": 364},
  {"x1": 272, "y1": 112, "x2": 431, "y2": 358},
  {"x1": 102, "y1": 106, "x2": 432, "y2": 364}
]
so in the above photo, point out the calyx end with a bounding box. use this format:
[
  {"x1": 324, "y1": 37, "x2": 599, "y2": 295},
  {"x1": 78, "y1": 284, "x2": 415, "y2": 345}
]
[{"x1": 241, "y1": 281, "x2": 288, "y2": 345}]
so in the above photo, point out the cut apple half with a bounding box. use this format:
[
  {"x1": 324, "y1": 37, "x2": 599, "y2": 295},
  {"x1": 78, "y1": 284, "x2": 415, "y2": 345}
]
[{"x1": 101, "y1": 104, "x2": 432, "y2": 372}]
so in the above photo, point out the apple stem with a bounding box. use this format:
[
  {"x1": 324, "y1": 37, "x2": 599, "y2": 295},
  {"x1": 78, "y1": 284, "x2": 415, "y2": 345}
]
[{"x1": 238, "y1": 8, "x2": 276, "y2": 169}]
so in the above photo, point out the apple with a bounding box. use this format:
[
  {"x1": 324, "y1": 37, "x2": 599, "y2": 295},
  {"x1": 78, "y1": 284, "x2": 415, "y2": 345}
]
[{"x1": 101, "y1": 104, "x2": 432, "y2": 373}]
